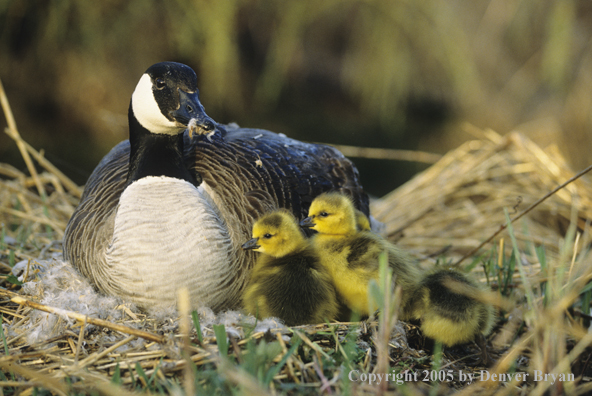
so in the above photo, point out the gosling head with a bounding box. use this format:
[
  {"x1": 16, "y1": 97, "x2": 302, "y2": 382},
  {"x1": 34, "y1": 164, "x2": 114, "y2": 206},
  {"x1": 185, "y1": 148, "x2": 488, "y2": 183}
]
[
  {"x1": 300, "y1": 192, "x2": 357, "y2": 236},
  {"x1": 242, "y1": 210, "x2": 307, "y2": 258},
  {"x1": 130, "y1": 62, "x2": 217, "y2": 137}
]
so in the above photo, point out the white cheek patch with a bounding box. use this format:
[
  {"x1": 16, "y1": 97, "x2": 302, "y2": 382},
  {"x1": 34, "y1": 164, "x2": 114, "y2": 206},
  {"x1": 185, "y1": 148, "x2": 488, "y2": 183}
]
[{"x1": 131, "y1": 74, "x2": 182, "y2": 135}]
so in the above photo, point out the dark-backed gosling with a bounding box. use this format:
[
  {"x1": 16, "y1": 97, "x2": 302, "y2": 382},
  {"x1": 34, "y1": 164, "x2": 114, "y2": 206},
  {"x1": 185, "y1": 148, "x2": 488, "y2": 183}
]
[
  {"x1": 408, "y1": 268, "x2": 495, "y2": 364},
  {"x1": 301, "y1": 192, "x2": 421, "y2": 317},
  {"x1": 63, "y1": 62, "x2": 369, "y2": 311},
  {"x1": 241, "y1": 210, "x2": 339, "y2": 325}
]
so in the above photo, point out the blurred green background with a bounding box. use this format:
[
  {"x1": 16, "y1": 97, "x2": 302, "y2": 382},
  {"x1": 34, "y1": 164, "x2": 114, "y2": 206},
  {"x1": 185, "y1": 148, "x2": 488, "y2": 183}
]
[{"x1": 1, "y1": 0, "x2": 592, "y2": 197}]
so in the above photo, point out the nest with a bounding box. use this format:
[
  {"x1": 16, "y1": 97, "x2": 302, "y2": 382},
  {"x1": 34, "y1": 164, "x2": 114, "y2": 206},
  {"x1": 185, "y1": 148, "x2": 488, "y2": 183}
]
[{"x1": 2, "y1": 123, "x2": 592, "y2": 395}]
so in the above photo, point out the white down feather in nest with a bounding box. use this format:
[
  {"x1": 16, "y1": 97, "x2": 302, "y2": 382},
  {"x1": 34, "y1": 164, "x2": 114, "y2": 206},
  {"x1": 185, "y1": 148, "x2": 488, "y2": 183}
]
[
  {"x1": 8, "y1": 256, "x2": 287, "y2": 350},
  {"x1": 10, "y1": 258, "x2": 130, "y2": 346}
]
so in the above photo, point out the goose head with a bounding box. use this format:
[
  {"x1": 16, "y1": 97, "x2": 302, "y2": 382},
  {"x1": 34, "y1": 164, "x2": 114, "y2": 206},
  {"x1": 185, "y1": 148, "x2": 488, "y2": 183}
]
[
  {"x1": 242, "y1": 210, "x2": 306, "y2": 258},
  {"x1": 130, "y1": 61, "x2": 216, "y2": 137},
  {"x1": 127, "y1": 62, "x2": 217, "y2": 184},
  {"x1": 300, "y1": 192, "x2": 357, "y2": 236}
]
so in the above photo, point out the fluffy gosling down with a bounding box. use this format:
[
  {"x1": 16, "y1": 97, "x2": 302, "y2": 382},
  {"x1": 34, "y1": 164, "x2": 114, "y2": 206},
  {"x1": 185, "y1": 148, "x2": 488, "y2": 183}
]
[
  {"x1": 409, "y1": 268, "x2": 496, "y2": 364},
  {"x1": 301, "y1": 192, "x2": 421, "y2": 318},
  {"x1": 241, "y1": 210, "x2": 339, "y2": 326}
]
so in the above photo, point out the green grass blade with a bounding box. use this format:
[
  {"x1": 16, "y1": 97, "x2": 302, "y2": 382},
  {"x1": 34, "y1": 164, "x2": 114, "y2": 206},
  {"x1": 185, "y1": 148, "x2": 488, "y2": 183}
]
[
  {"x1": 535, "y1": 245, "x2": 547, "y2": 271},
  {"x1": 504, "y1": 209, "x2": 535, "y2": 311},
  {"x1": 367, "y1": 279, "x2": 381, "y2": 314},
  {"x1": 480, "y1": 247, "x2": 496, "y2": 286},
  {"x1": 429, "y1": 341, "x2": 443, "y2": 396},
  {"x1": 332, "y1": 325, "x2": 360, "y2": 371},
  {"x1": 0, "y1": 312, "x2": 12, "y2": 385},
  {"x1": 128, "y1": 362, "x2": 136, "y2": 385},
  {"x1": 582, "y1": 288, "x2": 591, "y2": 328},
  {"x1": 135, "y1": 362, "x2": 150, "y2": 387},
  {"x1": 464, "y1": 253, "x2": 483, "y2": 272},
  {"x1": 6, "y1": 274, "x2": 23, "y2": 285},
  {"x1": 502, "y1": 254, "x2": 515, "y2": 296},
  {"x1": 191, "y1": 310, "x2": 203, "y2": 344},
  {"x1": 214, "y1": 324, "x2": 228, "y2": 357},
  {"x1": 378, "y1": 251, "x2": 390, "y2": 295},
  {"x1": 263, "y1": 337, "x2": 301, "y2": 386},
  {"x1": 8, "y1": 249, "x2": 15, "y2": 267},
  {"x1": 579, "y1": 282, "x2": 592, "y2": 294},
  {"x1": 42, "y1": 205, "x2": 54, "y2": 239},
  {"x1": 0, "y1": 226, "x2": 6, "y2": 250},
  {"x1": 495, "y1": 247, "x2": 503, "y2": 294},
  {"x1": 149, "y1": 358, "x2": 163, "y2": 385},
  {"x1": 535, "y1": 245, "x2": 549, "y2": 306},
  {"x1": 368, "y1": 251, "x2": 393, "y2": 314},
  {"x1": 1, "y1": 315, "x2": 8, "y2": 356},
  {"x1": 111, "y1": 363, "x2": 122, "y2": 385}
]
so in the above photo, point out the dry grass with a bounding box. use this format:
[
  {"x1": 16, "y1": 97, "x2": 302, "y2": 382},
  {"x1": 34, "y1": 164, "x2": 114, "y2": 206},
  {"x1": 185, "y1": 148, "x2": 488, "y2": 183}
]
[
  {"x1": 2, "y1": 84, "x2": 592, "y2": 394},
  {"x1": 374, "y1": 124, "x2": 592, "y2": 265}
]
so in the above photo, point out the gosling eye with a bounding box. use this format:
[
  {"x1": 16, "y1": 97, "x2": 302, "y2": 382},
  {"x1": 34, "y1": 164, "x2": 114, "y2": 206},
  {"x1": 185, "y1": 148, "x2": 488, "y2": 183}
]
[
  {"x1": 155, "y1": 78, "x2": 166, "y2": 89},
  {"x1": 263, "y1": 233, "x2": 273, "y2": 239},
  {"x1": 319, "y1": 212, "x2": 329, "y2": 217}
]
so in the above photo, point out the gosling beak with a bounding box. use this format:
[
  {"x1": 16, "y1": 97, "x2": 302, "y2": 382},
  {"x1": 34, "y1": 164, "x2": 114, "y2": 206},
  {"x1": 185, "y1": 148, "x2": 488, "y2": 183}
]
[
  {"x1": 241, "y1": 238, "x2": 260, "y2": 250},
  {"x1": 170, "y1": 89, "x2": 217, "y2": 138},
  {"x1": 300, "y1": 216, "x2": 316, "y2": 228}
]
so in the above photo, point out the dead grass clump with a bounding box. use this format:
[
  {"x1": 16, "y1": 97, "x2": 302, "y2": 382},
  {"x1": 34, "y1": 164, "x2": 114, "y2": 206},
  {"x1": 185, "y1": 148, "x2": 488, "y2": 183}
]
[{"x1": 372, "y1": 123, "x2": 592, "y2": 266}]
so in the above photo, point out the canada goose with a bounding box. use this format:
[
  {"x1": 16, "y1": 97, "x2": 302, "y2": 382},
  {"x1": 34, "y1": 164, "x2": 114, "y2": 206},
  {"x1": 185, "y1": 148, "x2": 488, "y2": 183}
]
[
  {"x1": 63, "y1": 62, "x2": 369, "y2": 311},
  {"x1": 408, "y1": 268, "x2": 495, "y2": 364},
  {"x1": 300, "y1": 192, "x2": 421, "y2": 317},
  {"x1": 241, "y1": 210, "x2": 338, "y2": 325}
]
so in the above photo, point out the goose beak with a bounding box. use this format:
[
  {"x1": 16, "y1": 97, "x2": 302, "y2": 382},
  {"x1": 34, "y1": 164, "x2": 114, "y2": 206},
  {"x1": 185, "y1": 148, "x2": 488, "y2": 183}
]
[
  {"x1": 170, "y1": 89, "x2": 217, "y2": 138},
  {"x1": 300, "y1": 216, "x2": 316, "y2": 228},
  {"x1": 241, "y1": 238, "x2": 260, "y2": 250}
]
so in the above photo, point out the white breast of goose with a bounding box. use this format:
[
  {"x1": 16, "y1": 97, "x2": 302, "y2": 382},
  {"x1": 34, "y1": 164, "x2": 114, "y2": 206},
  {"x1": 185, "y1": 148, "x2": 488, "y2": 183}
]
[{"x1": 104, "y1": 176, "x2": 235, "y2": 309}]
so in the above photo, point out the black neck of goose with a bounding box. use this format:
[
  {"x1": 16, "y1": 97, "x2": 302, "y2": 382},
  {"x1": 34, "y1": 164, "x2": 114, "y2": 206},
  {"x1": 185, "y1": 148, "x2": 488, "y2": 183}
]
[{"x1": 126, "y1": 105, "x2": 198, "y2": 186}]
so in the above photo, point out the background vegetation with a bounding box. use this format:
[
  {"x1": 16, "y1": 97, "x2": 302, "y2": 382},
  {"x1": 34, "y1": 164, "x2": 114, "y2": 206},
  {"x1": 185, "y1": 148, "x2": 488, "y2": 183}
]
[{"x1": 1, "y1": 0, "x2": 592, "y2": 195}]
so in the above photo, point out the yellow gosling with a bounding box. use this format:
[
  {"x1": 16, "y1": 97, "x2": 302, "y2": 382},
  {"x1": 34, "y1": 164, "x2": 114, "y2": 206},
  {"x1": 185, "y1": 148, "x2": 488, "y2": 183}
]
[
  {"x1": 301, "y1": 192, "x2": 421, "y2": 318},
  {"x1": 242, "y1": 210, "x2": 339, "y2": 326},
  {"x1": 409, "y1": 268, "x2": 496, "y2": 364}
]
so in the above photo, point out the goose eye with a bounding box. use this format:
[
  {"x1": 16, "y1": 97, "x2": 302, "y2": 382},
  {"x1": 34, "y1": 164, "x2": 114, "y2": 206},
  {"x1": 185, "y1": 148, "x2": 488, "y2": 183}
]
[
  {"x1": 319, "y1": 212, "x2": 329, "y2": 217},
  {"x1": 263, "y1": 233, "x2": 273, "y2": 239},
  {"x1": 155, "y1": 78, "x2": 166, "y2": 89}
]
